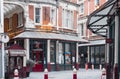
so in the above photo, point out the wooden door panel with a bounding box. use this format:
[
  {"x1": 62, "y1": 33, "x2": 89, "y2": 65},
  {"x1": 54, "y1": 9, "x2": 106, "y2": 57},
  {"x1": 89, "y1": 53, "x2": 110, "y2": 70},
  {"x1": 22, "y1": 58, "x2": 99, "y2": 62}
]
[{"x1": 32, "y1": 50, "x2": 44, "y2": 72}]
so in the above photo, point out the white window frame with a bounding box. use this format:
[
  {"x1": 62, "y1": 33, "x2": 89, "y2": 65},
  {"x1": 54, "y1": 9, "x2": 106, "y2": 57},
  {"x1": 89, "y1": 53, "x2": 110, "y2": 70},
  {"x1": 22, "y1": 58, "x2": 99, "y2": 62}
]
[
  {"x1": 80, "y1": 3, "x2": 84, "y2": 14},
  {"x1": 50, "y1": 8, "x2": 56, "y2": 26},
  {"x1": 9, "y1": 17, "x2": 12, "y2": 30},
  {"x1": 62, "y1": 9, "x2": 65, "y2": 27},
  {"x1": 18, "y1": 12, "x2": 23, "y2": 27},
  {"x1": 34, "y1": 7, "x2": 41, "y2": 25},
  {"x1": 81, "y1": 23, "x2": 84, "y2": 36},
  {"x1": 62, "y1": 9, "x2": 74, "y2": 29},
  {"x1": 95, "y1": 0, "x2": 100, "y2": 6},
  {"x1": 70, "y1": 11, "x2": 74, "y2": 29}
]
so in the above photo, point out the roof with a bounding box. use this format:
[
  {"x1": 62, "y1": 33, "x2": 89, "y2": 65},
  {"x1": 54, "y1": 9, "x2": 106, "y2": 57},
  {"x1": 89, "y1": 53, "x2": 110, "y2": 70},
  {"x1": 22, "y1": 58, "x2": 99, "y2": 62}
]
[
  {"x1": 87, "y1": 0, "x2": 117, "y2": 37},
  {"x1": 14, "y1": 31, "x2": 88, "y2": 42}
]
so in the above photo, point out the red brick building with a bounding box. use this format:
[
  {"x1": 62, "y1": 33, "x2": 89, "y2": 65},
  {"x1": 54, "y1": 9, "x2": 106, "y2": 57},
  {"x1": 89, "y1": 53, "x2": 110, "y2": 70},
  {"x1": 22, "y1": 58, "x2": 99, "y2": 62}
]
[
  {"x1": 78, "y1": 0, "x2": 107, "y2": 68},
  {"x1": 3, "y1": 1, "x2": 88, "y2": 77}
]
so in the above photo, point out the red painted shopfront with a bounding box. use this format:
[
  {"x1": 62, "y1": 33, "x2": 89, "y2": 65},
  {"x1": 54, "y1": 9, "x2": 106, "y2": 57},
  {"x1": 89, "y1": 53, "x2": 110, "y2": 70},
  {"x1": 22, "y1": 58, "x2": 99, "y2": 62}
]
[
  {"x1": 5, "y1": 44, "x2": 27, "y2": 78},
  {"x1": 32, "y1": 49, "x2": 44, "y2": 72}
]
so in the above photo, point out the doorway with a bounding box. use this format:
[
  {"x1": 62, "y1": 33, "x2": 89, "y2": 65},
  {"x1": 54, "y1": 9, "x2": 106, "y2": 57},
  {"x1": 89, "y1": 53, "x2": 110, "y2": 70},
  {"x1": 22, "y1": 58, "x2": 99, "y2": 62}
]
[
  {"x1": 32, "y1": 49, "x2": 44, "y2": 72},
  {"x1": 8, "y1": 56, "x2": 23, "y2": 77}
]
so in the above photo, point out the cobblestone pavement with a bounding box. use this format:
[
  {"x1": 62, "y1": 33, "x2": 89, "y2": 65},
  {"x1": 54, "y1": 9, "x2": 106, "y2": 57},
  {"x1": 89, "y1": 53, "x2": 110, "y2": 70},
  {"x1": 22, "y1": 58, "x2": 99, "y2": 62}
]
[{"x1": 23, "y1": 69, "x2": 102, "y2": 79}]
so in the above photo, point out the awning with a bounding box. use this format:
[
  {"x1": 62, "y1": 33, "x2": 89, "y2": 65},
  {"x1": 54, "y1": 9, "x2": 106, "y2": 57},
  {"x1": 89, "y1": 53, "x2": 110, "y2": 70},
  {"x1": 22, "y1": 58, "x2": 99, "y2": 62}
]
[
  {"x1": 78, "y1": 40, "x2": 105, "y2": 46},
  {"x1": 14, "y1": 31, "x2": 88, "y2": 42},
  {"x1": 64, "y1": 52, "x2": 71, "y2": 54},
  {"x1": 87, "y1": 0, "x2": 117, "y2": 37},
  {"x1": 8, "y1": 50, "x2": 26, "y2": 56}
]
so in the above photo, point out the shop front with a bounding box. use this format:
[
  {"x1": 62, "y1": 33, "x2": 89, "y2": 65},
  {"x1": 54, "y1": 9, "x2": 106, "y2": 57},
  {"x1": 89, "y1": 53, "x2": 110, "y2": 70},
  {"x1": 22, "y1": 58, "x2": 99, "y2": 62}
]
[
  {"x1": 29, "y1": 39, "x2": 77, "y2": 71},
  {"x1": 78, "y1": 40, "x2": 105, "y2": 68},
  {"x1": 86, "y1": 0, "x2": 119, "y2": 79},
  {"x1": 14, "y1": 31, "x2": 87, "y2": 71},
  {"x1": 5, "y1": 44, "x2": 27, "y2": 78}
]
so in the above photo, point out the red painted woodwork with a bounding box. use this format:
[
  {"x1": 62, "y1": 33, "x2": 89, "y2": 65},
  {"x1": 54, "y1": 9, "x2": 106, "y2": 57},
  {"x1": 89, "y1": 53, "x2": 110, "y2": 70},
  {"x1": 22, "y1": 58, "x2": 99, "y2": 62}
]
[
  {"x1": 47, "y1": 63, "x2": 51, "y2": 71},
  {"x1": 32, "y1": 49, "x2": 44, "y2": 72}
]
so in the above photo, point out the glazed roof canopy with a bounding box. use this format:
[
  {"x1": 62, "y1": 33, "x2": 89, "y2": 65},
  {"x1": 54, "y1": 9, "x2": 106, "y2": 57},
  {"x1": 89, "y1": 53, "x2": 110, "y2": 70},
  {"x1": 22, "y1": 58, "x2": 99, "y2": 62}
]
[
  {"x1": 4, "y1": 1, "x2": 24, "y2": 16},
  {"x1": 87, "y1": 0, "x2": 117, "y2": 37}
]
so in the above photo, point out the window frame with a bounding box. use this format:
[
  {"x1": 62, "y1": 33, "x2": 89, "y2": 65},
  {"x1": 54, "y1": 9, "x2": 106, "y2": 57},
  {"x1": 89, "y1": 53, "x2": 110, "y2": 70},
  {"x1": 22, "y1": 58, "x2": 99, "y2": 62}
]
[
  {"x1": 95, "y1": 0, "x2": 100, "y2": 6},
  {"x1": 8, "y1": 17, "x2": 12, "y2": 30},
  {"x1": 62, "y1": 9, "x2": 74, "y2": 29},
  {"x1": 18, "y1": 12, "x2": 23, "y2": 27},
  {"x1": 50, "y1": 8, "x2": 56, "y2": 26},
  {"x1": 34, "y1": 7, "x2": 41, "y2": 25},
  {"x1": 80, "y1": 3, "x2": 84, "y2": 14}
]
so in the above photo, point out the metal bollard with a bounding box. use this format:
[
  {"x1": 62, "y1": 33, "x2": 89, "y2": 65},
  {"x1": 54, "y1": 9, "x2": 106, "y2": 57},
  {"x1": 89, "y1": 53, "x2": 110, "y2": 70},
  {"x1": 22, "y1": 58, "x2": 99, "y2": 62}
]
[
  {"x1": 14, "y1": 69, "x2": 19, "y2": 79},
  {"x1": 85, "y1": 63, "x2": 88, "y2": 70},
  {"x1": 73, "y1": 68, "x2": 77, "y2": 79},
  {"x1": 44, "y1": 68, "x2": 48, "y2": 79},
  {"x1": 99, "y1": 64, "x2": 102, "y2": 70},
  {"x1": 101, "y1": 68, "x2": 106, "y2": 79},
  {"x1": 91, "y1": 64, "x2": 94, "y2": 70}
]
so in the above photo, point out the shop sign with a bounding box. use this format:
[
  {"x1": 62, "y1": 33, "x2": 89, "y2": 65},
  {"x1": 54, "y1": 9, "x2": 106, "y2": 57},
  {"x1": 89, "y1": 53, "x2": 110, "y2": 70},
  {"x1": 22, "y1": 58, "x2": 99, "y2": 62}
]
[{"x1": 106, "y1": 38, "x2": 112, "y2": 43}]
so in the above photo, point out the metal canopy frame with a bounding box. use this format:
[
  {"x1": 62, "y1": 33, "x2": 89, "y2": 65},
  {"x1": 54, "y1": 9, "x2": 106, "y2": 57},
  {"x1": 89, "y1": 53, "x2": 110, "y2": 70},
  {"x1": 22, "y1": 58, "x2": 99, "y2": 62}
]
[{"x1": 87, "y1": 0, "x2": 117, "y2": 37}]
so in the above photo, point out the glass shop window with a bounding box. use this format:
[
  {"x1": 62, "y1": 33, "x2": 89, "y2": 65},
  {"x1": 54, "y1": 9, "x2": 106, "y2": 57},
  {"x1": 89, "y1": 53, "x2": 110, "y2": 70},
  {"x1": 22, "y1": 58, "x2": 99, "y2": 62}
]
[
  {"x1": 50, "y1": 42, "x2": 55, "y2": 64},
  {"x1": 65, "y1": 43, "x2": 71, "y2": 64},
  {"x1": 58, "y1": 43, "x2": 64, "y2": 64}
]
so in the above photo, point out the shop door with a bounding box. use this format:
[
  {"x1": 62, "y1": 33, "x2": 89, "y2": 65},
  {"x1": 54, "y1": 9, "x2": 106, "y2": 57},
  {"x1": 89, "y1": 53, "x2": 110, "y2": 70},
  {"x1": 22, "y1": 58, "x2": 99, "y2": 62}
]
[
  {"x1": 9, "y1": 56, "x2": 23, "y2": 77},
  {"x1": 32, "y1": 50, "x2": 44, "y2": 72}
]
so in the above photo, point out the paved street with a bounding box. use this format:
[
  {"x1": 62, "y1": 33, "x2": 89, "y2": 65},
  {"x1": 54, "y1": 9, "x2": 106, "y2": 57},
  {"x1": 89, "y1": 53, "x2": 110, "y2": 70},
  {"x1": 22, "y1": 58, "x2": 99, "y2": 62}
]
[{"x1": 24, "y1": 69, "x2": 102, "y2": 79}]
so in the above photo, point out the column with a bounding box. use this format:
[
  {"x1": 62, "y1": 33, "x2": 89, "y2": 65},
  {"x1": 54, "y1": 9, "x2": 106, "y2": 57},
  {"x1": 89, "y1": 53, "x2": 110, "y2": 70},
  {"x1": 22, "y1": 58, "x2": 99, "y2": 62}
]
[
  {"x1": 106, "y1": 24, "x2": 110, "y2": 79},
  {"x1": 56, "y1": 40, "x2": 59, "y2": 71},
  {"x1": 24, "y1": 39, "x2": 30, "y2": 59},
  {"x1": 114, "y1": 14, "x2": 119, "y2": 79},
  {"x1": 87, "y1": 46, "x2": 90, "y2": 67},
  {"x1": 0, "y1": 0, "x2": 4, "y2": 78},
  {"x1": 76, "y1": 43, "x2": 79, "y2": 70},
  {"x1": 47, "y1": 40, "x2": 51, "y2": 71}
]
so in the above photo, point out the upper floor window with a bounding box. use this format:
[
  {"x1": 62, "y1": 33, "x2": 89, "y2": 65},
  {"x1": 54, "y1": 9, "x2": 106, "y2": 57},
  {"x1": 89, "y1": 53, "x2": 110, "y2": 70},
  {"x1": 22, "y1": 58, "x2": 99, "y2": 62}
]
[
  {"x1": 9, "y1": 17, "x2": 12, "y2": 30},
  {"x1": 18, "y1": 12, "x2": 23, "y2": 27},
  {"x1": 62, "y1": 9, "x2": 74, "y2": 29},
  {"x1": 81, "y1": 23, "x2": 84, "y2": 36},
  {"x1": 35, "y1": 8, "x2": 41, "y2": 23},
  {"x1": 81, "y1": 24, "x2": 84, "y2": 36},
  {"x1": 50, "y1": 8, "x2": 56, "y2": 26},
  {"x1": 95, "y1": 0, "x2": 100, "y2": 6},
  {"x1": 80, "y1": 3, "x2": 84, "y2": 14}
]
